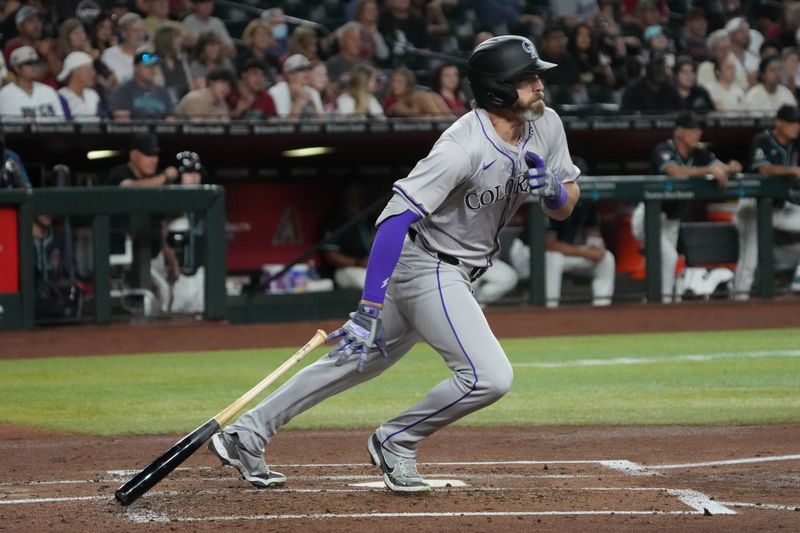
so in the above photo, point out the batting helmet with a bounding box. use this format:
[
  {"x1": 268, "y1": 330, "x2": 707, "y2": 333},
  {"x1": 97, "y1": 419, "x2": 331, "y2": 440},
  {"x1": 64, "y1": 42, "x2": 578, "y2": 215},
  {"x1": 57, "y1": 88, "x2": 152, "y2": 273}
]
[{"x1": 467, "y1": 35, "x2": 556, "y2": 109}]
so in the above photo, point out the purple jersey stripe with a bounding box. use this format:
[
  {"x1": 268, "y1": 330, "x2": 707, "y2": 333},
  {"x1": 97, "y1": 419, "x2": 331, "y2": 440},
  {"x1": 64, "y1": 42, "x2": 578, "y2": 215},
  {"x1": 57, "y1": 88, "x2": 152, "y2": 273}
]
[
  {"x1": 393, "y1": 184, "x2": 429, "y2": 216},
  {"x1": 381, "y1": 261, "x2": 478, "y2": 449}
]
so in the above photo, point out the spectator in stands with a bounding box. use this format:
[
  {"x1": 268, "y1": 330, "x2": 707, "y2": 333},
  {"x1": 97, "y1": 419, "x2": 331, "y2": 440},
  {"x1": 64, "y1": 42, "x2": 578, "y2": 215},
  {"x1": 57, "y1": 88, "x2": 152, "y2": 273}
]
[
  {"x1": 3, "y1": 5, "x2": 60, "y2": 89},
  {"x1": 336, "y1": 63, "x2": 384, "y2": 119},
  {"x1": 57, "y1": 51, "x2": 102, "y2": 121},
  {"x1": 262, "y1": 7, "x2": 289, "y2": 59},
  {"x1": 674, "y1": 56, "x2": 715, "y2": 113},
  {"x1": 175, "y1": 67, "x2": 234, "y2": 122},
  {"x1": 383, "y1": 66, "x2": 451, "y2": 117},
  {"x1": 227, "y1": 58, "x2": 277, "y2": 120},
  {"x1": 108, "y1": 49, "x2": 174, "y2": 121},
  {"x1": 549, "y1": 0, "x2": 600, "y2": 29},
  {"x1": 0, "y1": 47, "x2": 9, "y2": 86},
  {"x1": 320, "y1": 181, "x2": 373, "y2": 290},
  {"x1": 744, "y1": 56, "x2": 798, "y2": 116},
  {"x1": 509, "y1": 201, "x2": 614, "y2": 308},
  {"x1": 677, "y1": 7, "x2": 709, "y2": 63},
  {"x1": 568, "y1": 22, "x2": 616, "y2": 104},
  {"x1": 538, "y1": 25, "x2": 582, "y2": 106},
  {"x1": 758, "y1": 40, "x2": 781, "y2": 61},
  {"x1": 620, "y1": 56, "x2": 682, "y2": 113},
  {"x1": 141, "y1": 0, "x2": 189, "y2": 45},
  {"x1": 733, "y1": 104, "x2": 800, "y2": 299},
  {"x1": 641, "y1": 24, "x2": 675, "y2": 70},
  {"x1": 57, "y1": 16, "x2": 115, "y2": 96},
  {"x1": 352, "y1": 0, "x2": 389, "y2": 65},
  {"x1": 101, "y1": 12, "x2": 145, "y2": 84},
  {"x1": 431, "y1": 63, "x2": 467, "y2": 116},
  {"x1": 236, "y1": 19, "x2": 280, "y2": 83},
  {"x1": 190, "y1": 31, "x2": 235, "y2": 90},
  {"x1": 378, "y1": 0, "x2": 428, "y2": 64},
  {"x1": 56, "y1": 18, "x2": 96, "y2": 60},
  {"x1": 697, "y1": 29, "x2": 740, "y2": 89},
  {"x1": 702, "y1": 56, "x2": 746, "y2": 113},
  {"x1": 286, "y1": 26, "x2": 320, "y2": 64},
  {"x1": 182, "y1": 0, "x2": 235, "y2": 59},
  {"x1": 631, "y1": 112, "x2": 742, "y2": 302},
  {"x1": 0, "y1": 46, "x2": 64, "y2": 122},
  {"x1": 268, "y1": 53, "x2": 323, "y2": 119},
  {"x1": 726, "y1": 17, "x2": 759, "y2": 88},
  {"x1": 90, "y1": 12, "x2": 116, "y2": 53},
  {"x1": 781, "y1": 47, "x2": 799, "y2": 100},
  {"x1": 309, "y1": 61, "x2": 337, "y2": 117},
  {"x1": 152, "y1": 25, "x2": 192, "y2": 104},
  {"x1": 326, "y1": 21, "x2": 369, "y2": 84}
]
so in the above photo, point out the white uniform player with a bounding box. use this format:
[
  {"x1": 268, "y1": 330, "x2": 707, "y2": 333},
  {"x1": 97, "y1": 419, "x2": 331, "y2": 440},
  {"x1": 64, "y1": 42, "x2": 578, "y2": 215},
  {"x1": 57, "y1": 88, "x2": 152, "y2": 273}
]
[{"x1": 208, "y1": 36, "x2": 581, "y2": 492}]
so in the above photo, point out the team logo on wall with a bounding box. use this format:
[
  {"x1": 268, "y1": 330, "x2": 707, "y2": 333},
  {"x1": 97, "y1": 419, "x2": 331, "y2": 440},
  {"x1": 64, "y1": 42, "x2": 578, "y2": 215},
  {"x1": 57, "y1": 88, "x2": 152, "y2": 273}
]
[{"x1": 272, "y1": 206, "x2": 303, "y2": 246}]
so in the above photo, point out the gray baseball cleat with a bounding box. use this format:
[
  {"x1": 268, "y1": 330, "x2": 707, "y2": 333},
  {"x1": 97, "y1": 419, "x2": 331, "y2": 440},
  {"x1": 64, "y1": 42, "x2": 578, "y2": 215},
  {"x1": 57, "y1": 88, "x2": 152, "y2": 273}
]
[
  {"x1": 208, "y1": 432, "x2": 287, "y2": 488},
  {"x1": 368, "y1": 432, "x2": 431, "y2": 492}
]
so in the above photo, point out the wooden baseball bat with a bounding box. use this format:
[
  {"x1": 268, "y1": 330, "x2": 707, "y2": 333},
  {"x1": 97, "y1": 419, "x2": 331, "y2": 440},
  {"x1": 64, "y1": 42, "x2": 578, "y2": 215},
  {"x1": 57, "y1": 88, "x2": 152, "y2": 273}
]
[{"x1": 114, "y1": 329, "x2": 328, "y2": 506}]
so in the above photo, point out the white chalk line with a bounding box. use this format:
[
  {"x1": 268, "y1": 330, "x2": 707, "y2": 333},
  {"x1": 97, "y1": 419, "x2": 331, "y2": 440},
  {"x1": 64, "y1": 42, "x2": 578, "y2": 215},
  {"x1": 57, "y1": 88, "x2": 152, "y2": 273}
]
[
  {"x1": 514, "y1": 349, "x2": 800, "y2": 369},
  {"x1": 718, "y1": 501, "x2": 800, "y2": 511},
  {"x1": 646, "y1": 454, "x2": 800, "y2": 470}
]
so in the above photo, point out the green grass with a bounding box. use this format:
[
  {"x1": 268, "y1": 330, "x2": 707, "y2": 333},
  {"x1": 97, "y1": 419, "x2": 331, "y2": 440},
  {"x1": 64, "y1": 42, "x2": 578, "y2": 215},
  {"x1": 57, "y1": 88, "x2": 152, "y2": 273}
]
[{"x1": 1, "y1": 328, "x2": 799, "y2": 436}]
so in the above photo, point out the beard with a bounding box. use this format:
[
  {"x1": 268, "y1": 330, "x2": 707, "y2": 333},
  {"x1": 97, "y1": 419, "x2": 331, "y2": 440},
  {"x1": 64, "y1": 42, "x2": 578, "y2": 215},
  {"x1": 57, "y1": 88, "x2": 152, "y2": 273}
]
[{"x1": 512, "y1": 95, "x2": 546, "y2": 122}]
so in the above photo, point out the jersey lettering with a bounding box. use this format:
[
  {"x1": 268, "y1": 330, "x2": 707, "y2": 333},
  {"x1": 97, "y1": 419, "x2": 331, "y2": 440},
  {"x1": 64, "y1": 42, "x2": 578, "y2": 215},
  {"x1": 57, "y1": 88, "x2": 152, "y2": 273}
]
[{"x1": 464, "y1": 174, "x2": 529, "y2": 210}]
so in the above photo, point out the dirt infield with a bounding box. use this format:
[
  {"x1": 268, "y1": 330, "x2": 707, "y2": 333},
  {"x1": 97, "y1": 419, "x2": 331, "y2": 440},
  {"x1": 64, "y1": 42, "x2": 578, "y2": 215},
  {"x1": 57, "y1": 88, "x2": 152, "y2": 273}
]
[{"x1": 2, "y1": 299, "x2": 800, "y2": 531}]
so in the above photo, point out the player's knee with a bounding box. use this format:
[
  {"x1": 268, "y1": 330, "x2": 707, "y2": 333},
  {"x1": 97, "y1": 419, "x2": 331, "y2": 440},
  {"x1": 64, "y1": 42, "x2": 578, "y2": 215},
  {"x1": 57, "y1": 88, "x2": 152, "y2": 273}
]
[{"x1": 478, "y1": 361, "x2": 514, "y2": 401}]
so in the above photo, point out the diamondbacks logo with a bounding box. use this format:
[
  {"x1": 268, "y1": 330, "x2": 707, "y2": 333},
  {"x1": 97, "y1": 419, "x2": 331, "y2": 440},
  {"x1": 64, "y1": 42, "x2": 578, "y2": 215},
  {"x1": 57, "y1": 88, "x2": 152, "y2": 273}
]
[
  {"x1": 753, "y1": 147, "x2": 766, "y2": 163},
  {"x1": 272, "y1": 206, "x2": 303, "y2": 246},
  {"x1": 522, "y1": 40, "x2": 536, "y2": 59}
]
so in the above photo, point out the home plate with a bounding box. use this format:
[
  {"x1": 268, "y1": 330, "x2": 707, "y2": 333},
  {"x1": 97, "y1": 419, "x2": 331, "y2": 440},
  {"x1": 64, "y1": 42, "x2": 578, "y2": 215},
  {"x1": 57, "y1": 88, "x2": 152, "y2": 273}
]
[{"x1": 350, "y1": 479, "x2": 469, "y2": 488}]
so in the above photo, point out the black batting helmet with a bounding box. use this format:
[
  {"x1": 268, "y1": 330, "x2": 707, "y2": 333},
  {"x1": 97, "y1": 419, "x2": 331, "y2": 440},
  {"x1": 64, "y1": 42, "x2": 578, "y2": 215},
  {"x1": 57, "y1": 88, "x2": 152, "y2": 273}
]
[{"x1": 467, "y1": 35, "x2": 556, "y2": 109}]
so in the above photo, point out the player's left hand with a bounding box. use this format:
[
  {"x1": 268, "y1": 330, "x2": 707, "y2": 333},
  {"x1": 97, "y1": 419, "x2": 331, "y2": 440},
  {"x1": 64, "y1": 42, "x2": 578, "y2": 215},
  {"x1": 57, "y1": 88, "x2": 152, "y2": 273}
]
[
  {"x1": 326, "y1": 302, "x2": 388, "y2": 372},
  {"x1": 525, "y1": 151, "x2": 568, "y2": 210}
]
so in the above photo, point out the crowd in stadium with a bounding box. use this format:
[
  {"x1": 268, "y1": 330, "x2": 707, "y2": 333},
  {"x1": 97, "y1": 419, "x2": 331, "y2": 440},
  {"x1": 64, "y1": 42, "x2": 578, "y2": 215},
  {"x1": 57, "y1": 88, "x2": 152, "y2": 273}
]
[{"x1": 0, "y1": 0, "x2": 799, "y2": 122}]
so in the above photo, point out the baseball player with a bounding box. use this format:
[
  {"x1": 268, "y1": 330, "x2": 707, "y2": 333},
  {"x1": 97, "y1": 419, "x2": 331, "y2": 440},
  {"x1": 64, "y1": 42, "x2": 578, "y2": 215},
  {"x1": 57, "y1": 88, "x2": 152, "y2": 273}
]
[
  {"x1": 733, "y1": 104, "x2": 800, "y2": 299},
  {"x1": 208, "y1": 35, "x2": 581, "y2": 492},
  {"x1": 631, "y1": 111, "x2": 741, "y2": 302}
]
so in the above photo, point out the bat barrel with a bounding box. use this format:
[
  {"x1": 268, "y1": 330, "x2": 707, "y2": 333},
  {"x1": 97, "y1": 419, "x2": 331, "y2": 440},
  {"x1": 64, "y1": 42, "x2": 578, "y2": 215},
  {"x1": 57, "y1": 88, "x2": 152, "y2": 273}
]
[{"x1": 114, "y1": 419, "x2": 220, "y2": 506}]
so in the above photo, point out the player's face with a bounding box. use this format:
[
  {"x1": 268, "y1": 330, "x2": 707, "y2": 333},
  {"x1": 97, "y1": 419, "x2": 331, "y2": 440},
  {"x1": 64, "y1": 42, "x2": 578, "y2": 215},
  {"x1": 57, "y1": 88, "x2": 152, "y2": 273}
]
[
  {"x1": 512, "y1": 75, "x2": 545, "y2": 121},
  {"x1": 777, "y1": 119, "x2": 800, "y2": 141},
  {"x1": 677, "y1": 126, "x2": 702, "y2": 147}
]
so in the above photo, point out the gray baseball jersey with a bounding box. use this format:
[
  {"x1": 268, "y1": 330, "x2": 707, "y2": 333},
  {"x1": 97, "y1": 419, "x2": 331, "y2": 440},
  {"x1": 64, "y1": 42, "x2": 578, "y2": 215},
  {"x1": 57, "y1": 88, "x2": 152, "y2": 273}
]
[
  {"x1": 225, "y1": 106, "x2": 578, "y2": 467},
  {"x1": 387, "y1": 107, "x2": 580, "y2": 267}
]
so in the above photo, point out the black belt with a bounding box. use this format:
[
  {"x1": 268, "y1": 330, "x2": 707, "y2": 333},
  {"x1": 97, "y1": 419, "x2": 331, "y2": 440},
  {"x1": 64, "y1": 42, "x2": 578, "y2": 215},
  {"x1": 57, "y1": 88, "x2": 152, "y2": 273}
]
[{"x1": 408, "y1": 228, "x2": 487, "y2": 282}]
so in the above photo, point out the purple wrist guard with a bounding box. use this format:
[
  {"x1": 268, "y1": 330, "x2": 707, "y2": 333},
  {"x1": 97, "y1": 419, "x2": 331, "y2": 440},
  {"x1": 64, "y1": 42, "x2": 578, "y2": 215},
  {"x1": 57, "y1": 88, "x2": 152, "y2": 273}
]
[{"x1": 542, "y1": 181, "x2": 568, "y2": 210}]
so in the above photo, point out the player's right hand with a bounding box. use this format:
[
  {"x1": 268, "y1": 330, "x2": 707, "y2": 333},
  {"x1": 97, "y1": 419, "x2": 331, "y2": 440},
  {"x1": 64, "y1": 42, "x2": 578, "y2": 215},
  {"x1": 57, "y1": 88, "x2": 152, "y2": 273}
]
[{"x1": 326, "y1": 302, "x2": 388, "y2": 372}]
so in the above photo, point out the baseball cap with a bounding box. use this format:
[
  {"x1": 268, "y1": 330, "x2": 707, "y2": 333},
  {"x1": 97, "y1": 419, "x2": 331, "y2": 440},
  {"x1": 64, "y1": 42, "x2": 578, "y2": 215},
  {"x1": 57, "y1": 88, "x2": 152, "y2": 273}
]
[
  {"x1": 282, "y1": 53, "x2": 311, "y2": 74},
  {"x1": 725, "y1": 17, "x2": 747, "y2": 34},
  {"x1": 130, "y1": 133, "x2": 160, "y2": 156},
  {"x1": 134, "y1": 50, "x2": 160, "y2": 66},
  {"x1": 643, "y1": 25, "x2": 663, "y2": 42},
  {"x1": 58, "y1": 51, "x2": 93, "y2": 82},
  {"x1": 15, "y1": 5, "x2": 39, "y2": 26},
  {"x1": 10, "y1": 45, "x2": 39, "y2": 67},
  {"x1": 675, "y1": 111, "x2": 702, "y2": 129},
  {"x1": 776, "y1": 105, "x2": 800, "y2": 123}
]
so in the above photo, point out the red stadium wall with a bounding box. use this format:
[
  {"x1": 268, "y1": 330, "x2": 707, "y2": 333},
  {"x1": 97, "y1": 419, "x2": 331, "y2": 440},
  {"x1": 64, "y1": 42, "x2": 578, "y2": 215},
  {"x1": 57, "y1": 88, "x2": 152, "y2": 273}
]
[{"x1": 0, "y1": 209, "x2": 19, "y2": 293}]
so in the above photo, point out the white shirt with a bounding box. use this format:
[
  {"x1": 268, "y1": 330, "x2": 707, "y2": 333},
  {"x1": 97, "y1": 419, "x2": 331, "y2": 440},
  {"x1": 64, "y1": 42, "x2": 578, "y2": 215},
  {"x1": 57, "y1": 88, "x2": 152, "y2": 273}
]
[
  {"x1": 382, "y1": 107, "x2": 580, "y2": 267},
  {"x1": 701, "y1": 79, "x2": 746, "y2": 113},
  {"x1": 744, "y1": 84, "x2": 798, "y2": 116},
  {"x1": 58, "y1": 87, "x2": 101, "y2": 121},
  {"x1": 0, "y1": 82, "x2": 65, "y2": 122},
  {"x1": 698, "y1": 52, "x2": 749, "y2": 92},
  {"x1": 336, "y1": 93, "x2": 384, "y2": 118},
  {"x1": 101, "y1": 45, "x2": 134, "y2": 84},
  {"x1": 182, "y1": 14, "x2": 233, "y2": 45},
  {"x1": 268, "y1": 81, "x2": 324, "y2": 118}
]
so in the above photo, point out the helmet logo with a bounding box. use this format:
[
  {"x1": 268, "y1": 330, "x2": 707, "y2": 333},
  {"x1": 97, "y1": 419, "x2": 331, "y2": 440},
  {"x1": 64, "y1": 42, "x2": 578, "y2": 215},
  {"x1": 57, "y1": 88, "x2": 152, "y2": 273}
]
[{"x1": 522, "y1": 40, "x2": 536, "y2": 59}]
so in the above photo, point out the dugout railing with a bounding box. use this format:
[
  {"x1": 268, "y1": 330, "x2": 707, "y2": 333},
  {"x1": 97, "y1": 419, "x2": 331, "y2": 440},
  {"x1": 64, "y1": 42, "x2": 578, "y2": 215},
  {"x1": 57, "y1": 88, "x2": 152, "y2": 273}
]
[
  {"x1": 0, "y1": 186, "x2": 226, "y2": 329},
  {"x1": 523, "y1": 174, "x2": 798, "y2": 305}
]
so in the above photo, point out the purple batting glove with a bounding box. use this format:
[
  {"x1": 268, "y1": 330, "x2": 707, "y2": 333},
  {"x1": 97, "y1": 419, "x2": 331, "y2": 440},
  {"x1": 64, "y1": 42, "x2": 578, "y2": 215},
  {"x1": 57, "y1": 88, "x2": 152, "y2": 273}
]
[
  {"x1": 524, "y1": 151, "x2": 568, "y2": 210},
  {"x1": 326, "y1": 302, "x2": 389, "y2": 372}
]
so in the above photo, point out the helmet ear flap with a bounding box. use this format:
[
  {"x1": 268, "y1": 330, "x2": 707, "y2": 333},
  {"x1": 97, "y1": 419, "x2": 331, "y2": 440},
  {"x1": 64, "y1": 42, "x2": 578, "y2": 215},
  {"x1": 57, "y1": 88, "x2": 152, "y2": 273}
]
[{"x1": 476, "y1": 78, "x2": 518, "y2": 108}]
